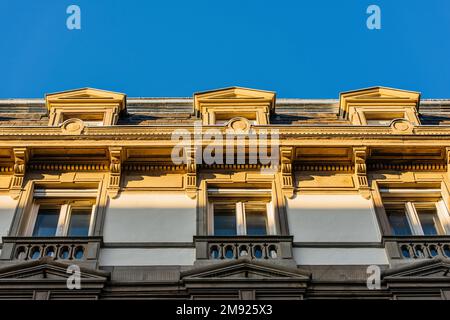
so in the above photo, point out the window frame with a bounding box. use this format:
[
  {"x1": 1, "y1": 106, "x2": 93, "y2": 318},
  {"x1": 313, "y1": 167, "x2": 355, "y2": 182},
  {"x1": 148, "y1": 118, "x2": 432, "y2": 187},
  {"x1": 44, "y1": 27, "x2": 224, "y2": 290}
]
[
  {"x1": 207, "y1": 188, "x2": 277, "y2": 236},
  {"x1": 59, "y1": 111, "x2": 106, "y2": 126},
  {"x1": 27, "y1": 190, "x2": 97, "y2": 237},
  {"x1": 348, "y1": 106, "x2": 420, "y2": 126},
  {"x1": 381, "y1": 187, "x2": 450, "y2": 236},
  {"x1": 363, "y1": 111, "x2": 406, "y2": 126}
]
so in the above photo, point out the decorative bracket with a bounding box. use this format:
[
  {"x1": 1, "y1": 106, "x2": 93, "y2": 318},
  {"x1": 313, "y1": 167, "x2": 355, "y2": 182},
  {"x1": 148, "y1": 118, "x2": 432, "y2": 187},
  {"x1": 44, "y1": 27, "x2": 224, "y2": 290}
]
[
  {"x1": 185, "y1": 146, "x2": 197, "y2": 199},
  {"x1": 108, "y1": 147, "x2": 123, "y2": 199},
  {"x1": 353, "y1": 147, "x2": 371, "y2": 199},
  {"x1": 280, "y1": 146, "x2": 294, "y2": 199},
  {"x1": 10, "y1": 147, "x2": 28, "y2": 199}
]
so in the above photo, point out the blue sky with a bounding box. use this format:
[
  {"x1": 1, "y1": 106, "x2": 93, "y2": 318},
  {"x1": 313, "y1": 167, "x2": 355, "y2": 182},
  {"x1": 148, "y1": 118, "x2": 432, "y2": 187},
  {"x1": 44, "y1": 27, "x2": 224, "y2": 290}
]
[{"x1": 0, "y1": 0, "x2": 449, "y2": 98}]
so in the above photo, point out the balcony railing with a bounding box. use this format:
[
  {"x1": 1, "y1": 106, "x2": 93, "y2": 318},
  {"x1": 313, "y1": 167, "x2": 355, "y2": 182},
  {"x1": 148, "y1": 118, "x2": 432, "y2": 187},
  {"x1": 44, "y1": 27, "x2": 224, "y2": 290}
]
[
  {"x1": 194, "y1": 236, "x2": 294, "y2": 261},
  {"x1": 384, "y1": 236, "x2": 450, "y2": 260},
  {"x1": 0, "y1": 237, "x2": 102, "y2": 266}
]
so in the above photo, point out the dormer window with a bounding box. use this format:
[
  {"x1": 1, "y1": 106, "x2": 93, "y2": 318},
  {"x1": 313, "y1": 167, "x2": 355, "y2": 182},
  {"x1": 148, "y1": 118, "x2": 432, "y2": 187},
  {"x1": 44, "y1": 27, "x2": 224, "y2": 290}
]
[
  {"x1": 45, "y1": 88, "x2": 126, "y2": 127},
  {"x1": 194, "y1": 87, "x2": 275, "y2": 125},
  {"x1": 339, "y1": 87, "x2": 421, "y2": 126}
]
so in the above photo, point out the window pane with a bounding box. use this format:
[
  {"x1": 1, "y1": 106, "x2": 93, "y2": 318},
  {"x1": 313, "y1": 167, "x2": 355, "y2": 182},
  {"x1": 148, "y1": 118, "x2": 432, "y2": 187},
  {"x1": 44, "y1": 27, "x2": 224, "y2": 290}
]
[
  {"x1": 245, "y1": 204, "x2": 268, "y2": 236},
  {"x1": 214, "y1": 204, "x2": 237, "y2": 236},
  {"x1": 386, "y1": 208, "x2": 412, "y2": 236},
  {"x1": 67, "y1": 208, "x2": 92, "y2": 236},
  {"x1": 416, "y1": 206, "x2": 443, "y2": 235},
  {"x1": 366, "y1": 119, "x2": 395, "y2": 126},
  {"x1": 32, "y1": 207, "x2": 60, "y2": 237}
]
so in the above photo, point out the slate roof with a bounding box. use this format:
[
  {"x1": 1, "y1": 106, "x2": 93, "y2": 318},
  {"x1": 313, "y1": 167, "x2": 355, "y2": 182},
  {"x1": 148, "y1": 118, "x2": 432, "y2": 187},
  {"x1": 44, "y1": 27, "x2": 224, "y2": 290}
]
[{"x1": 0, "y1": 98, "x2": 449, "y2": 126}]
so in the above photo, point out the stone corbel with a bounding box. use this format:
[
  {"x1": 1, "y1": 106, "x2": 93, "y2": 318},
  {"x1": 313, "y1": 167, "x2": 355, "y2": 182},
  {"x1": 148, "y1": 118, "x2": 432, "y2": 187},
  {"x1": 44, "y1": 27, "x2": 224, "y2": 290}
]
[
  {"x1": 185, "y1": 146, "x2": 197, "y2": 199},
  {"x1": 353, "y1": 147, "x2": 371, "y2": 199},
  {"x1": 108, "y1": 147, "x2": 123, "y2": 199},
  {"x1": 280, "y1": 147, "x2": 294, "y2": 199},
  {"x1": 10, "y1": 147, "x2": 28, "y2": 199}
]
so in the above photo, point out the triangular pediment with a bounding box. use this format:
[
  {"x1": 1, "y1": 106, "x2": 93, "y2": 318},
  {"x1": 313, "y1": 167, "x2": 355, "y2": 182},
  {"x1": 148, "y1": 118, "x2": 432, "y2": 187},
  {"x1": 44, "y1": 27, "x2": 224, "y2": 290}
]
[
  {"x1": 383, "y1": 257, "x2": 450, "y2": 280},
  {"x1": 194, "y1": 87, "x2": 276, "y2": 112},
  {"x1": 0, "y1": 257, "x2": 109, "y2": 281},
  {"x1": 342, "y1": 87, "x2": 419, "y2": 100},
  {"x1": 45, "y1": 88, "x2": 126, "y2": 111},
  {"x1": 339, "y1": 86, "x2": 421, "y2": 118},
  {"x1": 181, "y1": 259, "x2": 310, "y2": 281}
]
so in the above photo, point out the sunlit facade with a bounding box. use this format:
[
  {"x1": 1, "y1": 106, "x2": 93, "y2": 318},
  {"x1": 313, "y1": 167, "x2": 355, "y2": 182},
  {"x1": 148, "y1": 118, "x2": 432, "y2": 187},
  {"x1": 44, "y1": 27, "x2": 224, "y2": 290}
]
[{"x1": 0, "y1": 86, "x2": 450, "y2": 299}]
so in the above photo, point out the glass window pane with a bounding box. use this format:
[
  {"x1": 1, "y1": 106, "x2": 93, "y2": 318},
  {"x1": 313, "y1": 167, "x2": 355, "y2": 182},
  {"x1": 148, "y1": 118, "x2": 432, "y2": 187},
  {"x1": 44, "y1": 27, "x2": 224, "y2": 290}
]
[
  {"x1": 213, "y1": 204, "x2": 237, "y2": 236},
  {"x1": 416, "y1": 206, "x2": 443, "y2": 235},
  {"x1": 32, "y1": 207, "x2": 60, "y2": 237},
  {"x1": 67, "y1": 208, "x2": 92, "y2": 236},
  {"x1": 366, "y1": 119, "x2": 394, "y2": 126},
  {"x1": 386, "y1": 207, "x2": 412, "y2": 236},
  {"x1": 245, "y1": 204, "x2": 268, "y2": 236}
]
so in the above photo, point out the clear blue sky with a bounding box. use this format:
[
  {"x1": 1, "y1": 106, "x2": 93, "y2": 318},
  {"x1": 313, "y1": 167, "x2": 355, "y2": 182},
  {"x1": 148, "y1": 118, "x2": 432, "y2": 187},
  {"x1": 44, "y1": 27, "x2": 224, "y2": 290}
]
[{"x1": 0, "y1": 0, "x2": 449, "y2": 98}]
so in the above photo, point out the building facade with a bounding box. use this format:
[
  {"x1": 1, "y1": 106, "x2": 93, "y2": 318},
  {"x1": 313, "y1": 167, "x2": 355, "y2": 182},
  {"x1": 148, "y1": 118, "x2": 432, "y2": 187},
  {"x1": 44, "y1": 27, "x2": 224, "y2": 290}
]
[{"x1": 0, "y1": 86, "x2": 450, "y2": 299}]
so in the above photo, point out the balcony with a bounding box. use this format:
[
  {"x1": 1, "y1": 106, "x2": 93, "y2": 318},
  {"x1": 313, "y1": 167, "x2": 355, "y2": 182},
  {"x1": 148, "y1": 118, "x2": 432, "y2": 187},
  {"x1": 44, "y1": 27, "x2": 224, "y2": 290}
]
[
  {"x1": 0, "y1": 236, "x2": 102, "y2": 269},
  {"x1": 194, "y1": 236, "x2": 294, "y2": 265},
  {"x1": 384, "y1": 236, "x2": 450, "y2": 260}
]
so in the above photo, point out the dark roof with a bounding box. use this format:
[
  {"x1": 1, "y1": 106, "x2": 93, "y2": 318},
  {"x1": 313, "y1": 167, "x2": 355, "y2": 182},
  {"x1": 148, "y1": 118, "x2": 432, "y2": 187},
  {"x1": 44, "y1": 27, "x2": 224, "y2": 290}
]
[{"x1": 0, "y1": 98, "x2": 449, "y2": 126}]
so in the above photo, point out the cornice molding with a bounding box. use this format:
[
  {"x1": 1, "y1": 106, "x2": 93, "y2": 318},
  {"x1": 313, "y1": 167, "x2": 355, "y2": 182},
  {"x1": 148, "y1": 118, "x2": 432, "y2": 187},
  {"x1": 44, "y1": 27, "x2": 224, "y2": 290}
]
[{"x1": 3, "y1": 125, "x2": 450, "y2": 139}]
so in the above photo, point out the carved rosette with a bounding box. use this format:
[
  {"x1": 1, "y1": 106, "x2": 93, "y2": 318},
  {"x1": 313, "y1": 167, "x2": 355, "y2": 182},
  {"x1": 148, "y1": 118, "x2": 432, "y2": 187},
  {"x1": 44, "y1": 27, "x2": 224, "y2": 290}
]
[{"x1": 280, "y1": 147, "x2": 294, "y2": 199}]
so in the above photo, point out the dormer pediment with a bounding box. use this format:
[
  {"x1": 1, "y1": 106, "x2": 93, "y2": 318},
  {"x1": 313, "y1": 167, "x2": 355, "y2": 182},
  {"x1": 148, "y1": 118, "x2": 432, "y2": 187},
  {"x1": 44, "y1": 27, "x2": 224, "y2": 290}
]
[
  {"x1": 339, "y1": 87, "x2": 421, "y2": 125},
  {"x1": 45, "y1": 88, "x2": 127, "y2": 126},
  {"x1": 194, "y1": 87, "x2": 276, "y2": 125}
]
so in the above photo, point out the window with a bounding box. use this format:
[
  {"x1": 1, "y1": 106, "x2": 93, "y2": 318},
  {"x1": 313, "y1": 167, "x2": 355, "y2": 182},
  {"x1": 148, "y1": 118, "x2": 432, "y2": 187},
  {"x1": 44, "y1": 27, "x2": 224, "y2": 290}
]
[
  {"x1": 208, "y1": 189, "x2": 276, "y2": 236},
  {"x1": 61, "y1": 112, "x2": 105, "y2": 126},
  {"x1": 32, "y1": 207, "x2": 60, "y2": 237},
  {"x1": 364, "y1": 112, "x2": 405, "y2": 126},
  {"x1": 29, "y1": 199, "x2": 95, "y2": 237},
  {"x1": 386, "y1": 206, "x2": 412, "y2": 236},
  {"x1": 213, "y1": 203, "x2": 237, "y2": 236},
  {"x1": 214, "y1": 112, "x2": 257, "y2": 125},
  {"x1": 381, "y1": 187, "x2": 450, "y2": 236},
  {"x1": 415, "y1": 204, "x2": 445, "y2": 235}
]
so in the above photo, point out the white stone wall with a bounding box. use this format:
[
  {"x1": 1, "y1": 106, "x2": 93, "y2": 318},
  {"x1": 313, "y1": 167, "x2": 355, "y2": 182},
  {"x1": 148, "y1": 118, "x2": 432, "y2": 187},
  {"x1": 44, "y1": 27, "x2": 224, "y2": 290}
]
[
  {"x1": 287, "y1": 194, "x2": 382, "y2": 242},
  {"x1": 287, "y1": 194, "x2": 387, "y2": 265},
  {"x1": 103, "y1": 191, "x2": 197, "y2": 243},
  {"x1": 0, "y1": 195, "x2": 17, "y2": 238}
]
